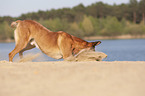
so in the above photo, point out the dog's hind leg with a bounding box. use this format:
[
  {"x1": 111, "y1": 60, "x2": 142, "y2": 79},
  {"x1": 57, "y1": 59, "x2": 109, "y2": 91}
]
[
  {"x1": 9, "y1": 39, "x2": 30, "y2": 62},
  {"x1": 9, "y1": 26, "x2": 30, "y2": 62}
]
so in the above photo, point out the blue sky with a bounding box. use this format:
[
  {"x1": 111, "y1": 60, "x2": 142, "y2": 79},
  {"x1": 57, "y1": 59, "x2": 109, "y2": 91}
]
[{"x1": 0, "y1": 0, "x2": 130, "y2": 17}]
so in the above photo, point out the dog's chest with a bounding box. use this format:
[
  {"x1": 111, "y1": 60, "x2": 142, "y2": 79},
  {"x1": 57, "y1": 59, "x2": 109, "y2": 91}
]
[{"x1": 30, "y1": 40, "x2": 62, "y2": 59}]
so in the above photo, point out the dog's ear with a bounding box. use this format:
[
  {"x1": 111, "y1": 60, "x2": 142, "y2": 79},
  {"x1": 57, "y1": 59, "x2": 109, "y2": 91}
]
[{"x1": 92, "y1": 41, "x2": 101, "y2": 47}]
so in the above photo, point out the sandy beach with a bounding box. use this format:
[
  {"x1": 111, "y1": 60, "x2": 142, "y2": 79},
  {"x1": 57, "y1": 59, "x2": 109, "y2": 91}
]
[{"x1": 0, "y1": 61, "x2": 145, "y2": 96}]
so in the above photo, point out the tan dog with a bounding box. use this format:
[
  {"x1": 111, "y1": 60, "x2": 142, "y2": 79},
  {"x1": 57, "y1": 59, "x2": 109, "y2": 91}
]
[{"x1": 9, "y1": 20, "x2": 101, "y2": 62}]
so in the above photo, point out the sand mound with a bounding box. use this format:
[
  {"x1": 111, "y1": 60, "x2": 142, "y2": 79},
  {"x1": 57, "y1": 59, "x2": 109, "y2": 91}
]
[
  {"x1": 17, "y1": 53, "x2": 41, "y2": 62},
  {"x1": 13, "y1": 50, "x2": 107, "y2": 62},
  {"x1": 0, "y1": 60, "x2": 10, "y2": 63},
  {"x1": 66, "y1": 50, "x2": 107, "y2": 61},
  {"x1": 76, "y1": 51, "x2": 107, "y2": 61}
]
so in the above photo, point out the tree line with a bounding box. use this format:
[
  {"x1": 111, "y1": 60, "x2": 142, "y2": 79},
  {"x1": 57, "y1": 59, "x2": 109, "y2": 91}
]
[{"x1": 0, "y1": 0, "x2": 145, "y2": 41}]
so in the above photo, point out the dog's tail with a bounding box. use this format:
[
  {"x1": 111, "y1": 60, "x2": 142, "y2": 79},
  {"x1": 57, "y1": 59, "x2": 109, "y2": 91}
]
[{"x1": 11, "y1": 20, "x2": 21, "y2": 28}]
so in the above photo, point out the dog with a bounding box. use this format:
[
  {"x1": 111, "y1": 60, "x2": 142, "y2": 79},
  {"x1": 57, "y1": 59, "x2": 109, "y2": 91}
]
[{"x1": 9, "y1": 20, "x2": 101, "y2": 62}]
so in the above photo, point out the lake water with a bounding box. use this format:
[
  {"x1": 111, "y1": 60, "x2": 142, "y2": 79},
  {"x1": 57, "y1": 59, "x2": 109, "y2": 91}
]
[{"x1": 0, "y1": 39, "x2": 145, "y2": 61}]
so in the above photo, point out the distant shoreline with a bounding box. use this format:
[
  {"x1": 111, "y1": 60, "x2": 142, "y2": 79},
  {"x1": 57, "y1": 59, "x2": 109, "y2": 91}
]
[
  {"x1": 0, "y1": 39, "x2": 14, "y2": 43},
  {"x1": 0, "y1": 35, "x2": 145, "y2": 43},
  {"x1": 84, "y1": 35, "x2": 145, "y2": 40}
]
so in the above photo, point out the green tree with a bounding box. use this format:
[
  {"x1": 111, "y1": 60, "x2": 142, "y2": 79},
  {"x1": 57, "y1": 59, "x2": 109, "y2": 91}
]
[
  {"x1": 67, "y1": 22, "x2": 84, "y2": 37},
  {"x1": 100, "y1": 16, "x2": 124, "y2": 36},
  {"x1": 81, "y1": 16, "x2": 94, "y2": 36},
  {"x1": 0, "y1": 21, "x2": 13, "y2": 40},
  {"x1": 129, "y1": 0, "x2": 138, "y2": 23},
  {"x1": 4, "y1": 21, "x2": 13, "y2": 39},
  {"x1": 88, "y1": 16, "x2": 101, "y2": 35},
  {"x1": 0, "y1": 22, "x2": 5, "y2": 39},
  {"x1": 73, "y1": 4, "x2": 85, "y2": 22},
  {"x1": 139, "y1": 0, "x2": 145, "y2": 24},
  {"x1": 39, "y1": 18, "x2": 69, "y2": 32}
]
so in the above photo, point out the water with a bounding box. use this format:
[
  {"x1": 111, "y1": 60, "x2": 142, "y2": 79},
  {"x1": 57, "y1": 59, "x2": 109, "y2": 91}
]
[
  {"x1": 96, "y1": 39, "x2": 145, "y2": 61},
  {"x1": 0, "y1": 39, "x2": 145, "y2": 61}
]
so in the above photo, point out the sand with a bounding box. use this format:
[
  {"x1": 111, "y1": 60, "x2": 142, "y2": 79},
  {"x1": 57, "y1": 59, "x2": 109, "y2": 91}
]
[{"x1": 0, "y1": 61, "x2": 145, "y2": 96}]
